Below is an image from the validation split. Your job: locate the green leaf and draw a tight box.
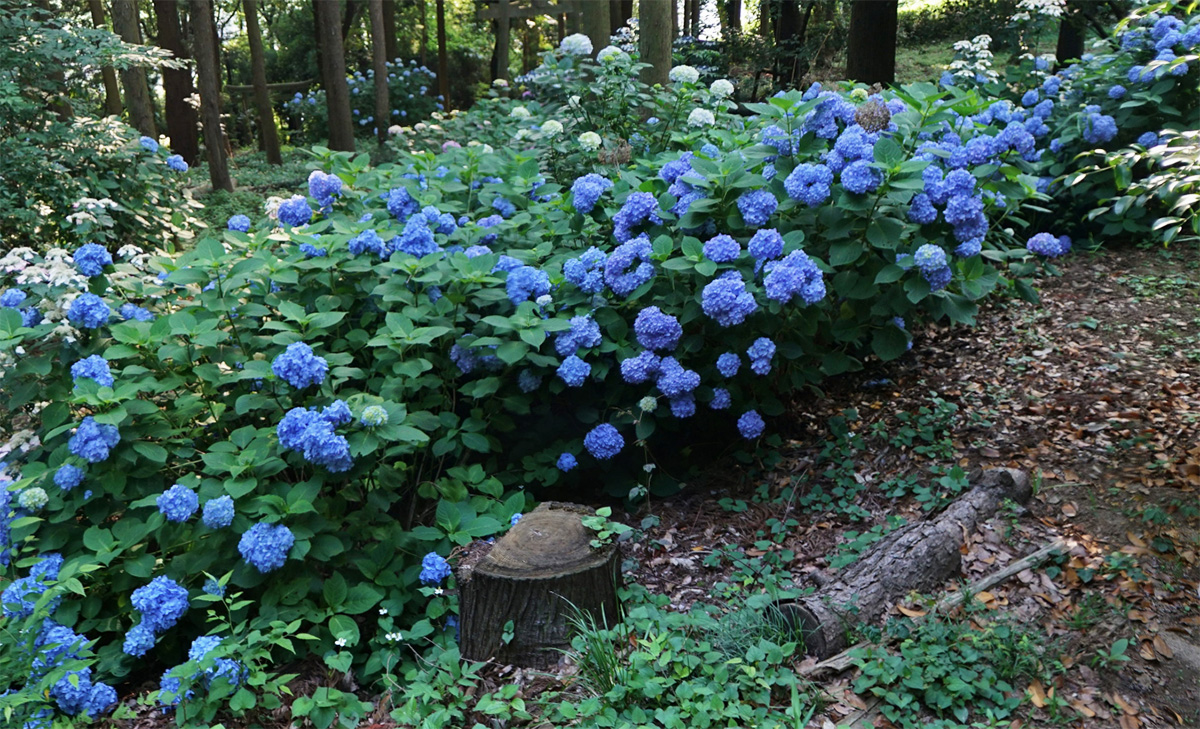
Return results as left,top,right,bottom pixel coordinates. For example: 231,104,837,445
328,615,360,645
874,137,904,167
322,573,348,608
341,584,383,615
871,327,909,362
829,240,864,267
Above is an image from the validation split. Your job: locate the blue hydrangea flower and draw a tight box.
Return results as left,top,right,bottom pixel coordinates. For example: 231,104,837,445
563,247,607,294
450,343,479,375
518,369,542,393
271,342,329,389
510,513,523,526
716,352,740,377
308,171,343,208
120,303,154,321
703,234,741,263
1108,85,1126,100
737,410,765,439
556,315,603,355
634,307,682,352
913,244,948,275
908,193,938,225
925,265,953,291
1082,109,1117,144
202,578,225,597
153,484,197,524
571,173,614,214
612,192,660,242
620,350,662,384
701,275,757,327
68,416,120,463
1026,232,1071,258
321,400,352,426
584,424,624,460
299,243,327,258
391,216,439,258
784,164,833,207
557,355,590,387
557,453,577,472
54,464,85,491
131,576,189,634
202,495,235,529
748,229,784,262
604,234,655,296
387,186,420,220
669,393,696,418
140,136,159,153
238,522,295,573
73,243,113,277
710,388,732,409
277,196,313,227
737,190,778,227
70,355,113,388
1137,131,1159,147
1020,89,1038,106
123,623,156,657
166,155,188,172
349,229,388,257
656,357,700,398
276,407,354,472
955,238,983,257
840,160,882,194
67,293,110,329
492,196,516,218
747,337,776,375
419,552,451,584
764,250,825,305
506,265,551,305
0,288,24,308
227,214,251,232
464,245,493,259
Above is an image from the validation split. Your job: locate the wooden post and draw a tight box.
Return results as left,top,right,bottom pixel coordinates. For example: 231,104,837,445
369,0,390,145
191,0,233,191
87,0,123,117
315,0,357,151
244,0,282,163
111,0,157,137
436,0,449,108
639,0,672,86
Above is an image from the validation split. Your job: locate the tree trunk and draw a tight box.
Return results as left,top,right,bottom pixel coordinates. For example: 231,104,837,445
111,0,157,136
725,0,742,33
316,0,357,151
775,0,802,85
382,0,398,61
639,0,672,86
88,0,123,117
459,503,620,670
153,0,200,164
609,0,632,34
689,0,700,36
582,0,609,57
493,0,511,81
435,0,449,107
683,0,691,34
368,0,389,145
783,469,1032,659
244,0,282,163
342,0,364,43
419,0,429,65
1055,0,1086,65
759,0,772,39
191,0,232,191
845,0,898,86
522,18,540,74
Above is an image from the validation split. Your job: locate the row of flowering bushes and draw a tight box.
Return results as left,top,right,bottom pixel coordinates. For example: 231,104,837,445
1,3,1197,726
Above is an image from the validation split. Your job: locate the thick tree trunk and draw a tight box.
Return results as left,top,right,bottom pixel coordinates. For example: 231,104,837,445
609,0,632,34
725,0,742,33
689,0,700,36
342,0,364,42
521,19,540,74
153,0,199,163
435,0,449,106
382,0,398,60
783,468,1032,659
111,0,157,136
459,503,620,669
244,0,282,163
1055,0,1086,65
368,0,389,145
581,0,609,57
775,0,803,86
493,0,511,81
315,0,357,151
639,0,672,86
88,0,123,117
845,0,899,86
191,0,232,191
418,0,429,65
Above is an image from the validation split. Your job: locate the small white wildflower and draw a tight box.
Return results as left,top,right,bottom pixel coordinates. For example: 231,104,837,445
643,463,656,473
334,637,347,647
481,144,494,154
709,79,734,97
378,607,388,615
687,108,715,127
669,65,700,84
578,131,602,151
387,125,403,135
433,588,444,596
567,95,582,109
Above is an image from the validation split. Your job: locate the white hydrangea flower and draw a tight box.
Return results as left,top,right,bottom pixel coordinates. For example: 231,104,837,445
510,106,531,119
687,108,715,127
669,65,700,84
1015,0,1065,18
709,79,734,97
493,78,509,88
560,33,593,56
18,487,48,510
596,45,628,63
387,125,403,135
638,396,657,413
515,129,532,141
481,144,494,154
541,119,564,136
567,95,582,109
578,131,602,151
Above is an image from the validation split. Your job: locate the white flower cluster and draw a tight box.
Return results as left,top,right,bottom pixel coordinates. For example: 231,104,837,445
540,119,563,137
0,429,40,462
578,131,602,151
510,106,531,119
709,79,734,97
1013,0,1065,19
65,197,119,227
560,33,593,56
383,631,403,642
1,247,88,289
687,108,715,127
669,65,700,84
949,34,999,83
596,45,628,63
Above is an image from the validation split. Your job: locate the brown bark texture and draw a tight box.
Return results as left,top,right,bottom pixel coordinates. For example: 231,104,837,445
111,0,157,136
639,0,673,86
845,0,899,86
382,0,398,60
582,0,610,58
153,0,200,163
244,0,282,163
191,0,233,191
435,0,449,107
459,503,620,670
316,0,357,151
1056,0,1086,64
784,468,1033,659
88,0,123,117
368,0,390,145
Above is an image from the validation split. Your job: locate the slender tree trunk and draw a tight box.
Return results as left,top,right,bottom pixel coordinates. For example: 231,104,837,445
845,0,898,86
725,0,741,33
689,0,700,36
315,0,356,151
419,0,429,65
609,0,631,34
671,0,678,35
88,0,123,117
493,0,511,81
759,0,772,39
581,0,609,56
244,0,282,163
191,0,232,191
369,0,389,145
382,0,398,61
639,0,672,86
153,0,200,163
1055,0,1086,64
342,0,364,42
111,0,157,136
683,0,691,34
435,0,449,108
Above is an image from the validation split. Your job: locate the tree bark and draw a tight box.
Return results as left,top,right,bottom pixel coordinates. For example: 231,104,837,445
581,0,609,57
493,0,511,81
87,0,123,117
845,0,899,86
759,0,772,39
459,503,620,670
782,468,1032,659
382,0,398,61
639,0,672,86
435,0,449,107
689,0,700,36
418,0,429,65
153,0,200,164
111,0,157,136
609,0,632,34
342,0,364,43
243,0,282,163
316,0,357,151
1055,0,1086,65
775,0,803,86
191,0,232,191
368,0,389,145
725,0,742,33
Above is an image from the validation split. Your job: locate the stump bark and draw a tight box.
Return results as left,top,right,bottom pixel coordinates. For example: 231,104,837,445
785,468,1032,659
459,502,620,669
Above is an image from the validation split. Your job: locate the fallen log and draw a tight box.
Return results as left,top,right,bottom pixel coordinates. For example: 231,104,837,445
784,467,1034,660
458,502,620,669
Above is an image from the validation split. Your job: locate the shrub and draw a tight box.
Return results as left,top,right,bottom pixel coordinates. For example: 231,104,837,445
283,60,441,143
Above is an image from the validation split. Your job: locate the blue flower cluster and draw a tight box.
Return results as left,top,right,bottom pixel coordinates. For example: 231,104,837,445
571,173,614,214
202,495,235,529
1081,105,1118,145
157,484,199,522
124,575,188,656
1026,232,1072,258
159,635,246,707
702,274,757,327
612,192,661,242
557,355,591,386
308,170,343,208
564,247,607,293
557,452,577,472
70,355,113,388
238,522,295,573
764,249,825,305
703,234,741,263
67,293,109,329
604,234,655,296
737,410,765,439
277,403,354,472
277,195,313,227
634,307,682,352
166,154,188,172
913,243,953,291
748,229,784,262
420,552,451,584
54,464,85,491
784,164,834,207
68,416,120,463
0,288,24,308
584,423,624,460
2,553,63,618
28,617,118,718
120,302,154,321
556,315,602,355
73,243,112,277
506,265,551,305
227,214,251,232
271,342,329,389
747,337,776,375
737,189,778,227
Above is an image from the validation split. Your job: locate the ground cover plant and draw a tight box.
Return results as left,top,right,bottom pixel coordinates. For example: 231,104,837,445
1,2,1199,728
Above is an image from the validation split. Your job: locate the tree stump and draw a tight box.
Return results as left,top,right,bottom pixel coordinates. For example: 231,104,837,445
459,502,620,669
784,468,1032,659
